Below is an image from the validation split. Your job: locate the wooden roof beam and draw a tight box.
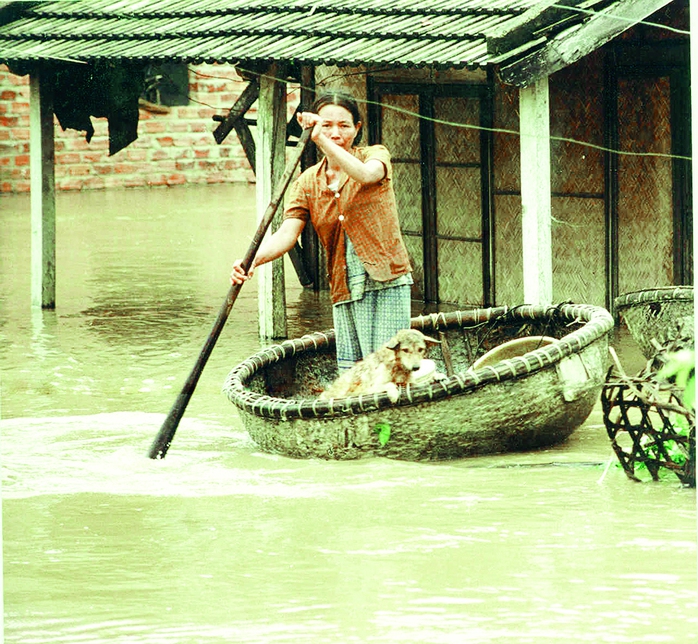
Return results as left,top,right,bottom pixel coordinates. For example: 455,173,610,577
487,0,609,59
495,0,673,87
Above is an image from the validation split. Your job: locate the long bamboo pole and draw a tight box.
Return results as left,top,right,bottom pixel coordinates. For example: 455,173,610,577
148,128,311,459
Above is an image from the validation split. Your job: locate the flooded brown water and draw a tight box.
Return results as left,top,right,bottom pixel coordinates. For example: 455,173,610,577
1,185,696,643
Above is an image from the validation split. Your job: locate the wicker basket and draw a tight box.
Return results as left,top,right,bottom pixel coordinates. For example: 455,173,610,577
224,303,614,461
615,286,694,359
601,361,696,487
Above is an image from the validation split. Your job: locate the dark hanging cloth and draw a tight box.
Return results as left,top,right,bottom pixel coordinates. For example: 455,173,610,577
51,60,146,156
9,60,146,156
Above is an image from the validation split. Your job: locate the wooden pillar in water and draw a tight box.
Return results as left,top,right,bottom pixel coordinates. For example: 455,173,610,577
256,64,288,339
519,76,552,305
30,71,56,309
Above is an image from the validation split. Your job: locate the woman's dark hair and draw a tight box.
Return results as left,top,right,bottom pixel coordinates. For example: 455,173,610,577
311,90,363,144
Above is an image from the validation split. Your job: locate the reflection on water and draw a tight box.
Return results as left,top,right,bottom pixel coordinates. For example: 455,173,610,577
1,186,696,643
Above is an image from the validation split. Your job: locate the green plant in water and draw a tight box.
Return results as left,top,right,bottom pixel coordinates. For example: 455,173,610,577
636,349,696,477
375,422,391,446
658,348,695,411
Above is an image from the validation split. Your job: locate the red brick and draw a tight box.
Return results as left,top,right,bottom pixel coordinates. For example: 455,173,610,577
81,176,105,190
147,175,168,186
56,152,81,164
14,154,29,166
68,164,92,176
59,179,85,190
1,90,16,100
82,152,105,163
157,136,175,147
143,121,167,134
124,176,146,188
166,173,186,186
65,137,91,151
219,93,239,105
125,149,147,162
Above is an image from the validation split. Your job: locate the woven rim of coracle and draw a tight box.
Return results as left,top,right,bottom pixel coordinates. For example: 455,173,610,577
614,286,693,311
222,303,614,420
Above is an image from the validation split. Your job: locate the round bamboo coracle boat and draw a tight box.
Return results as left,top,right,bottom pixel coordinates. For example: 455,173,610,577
223,303,614,461
615,286,694,359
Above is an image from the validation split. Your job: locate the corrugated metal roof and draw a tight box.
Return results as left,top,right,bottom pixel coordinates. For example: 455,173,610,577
0,0,637,70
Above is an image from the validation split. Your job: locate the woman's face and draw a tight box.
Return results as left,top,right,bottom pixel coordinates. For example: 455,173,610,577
317,104,361,151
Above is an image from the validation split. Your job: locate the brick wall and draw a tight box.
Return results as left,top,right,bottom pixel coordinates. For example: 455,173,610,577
0,63,279,193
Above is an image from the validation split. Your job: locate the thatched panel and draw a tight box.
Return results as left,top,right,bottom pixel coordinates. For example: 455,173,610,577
549,52,604,195
380,93,420,159
435,166,481,239
404,234,424,301
393,162,422,234
437,238,482,305
617,76,673,294
551,196,606,307
494,194,523,305
492,83,520,193
434,96,480,164
315,66,368,104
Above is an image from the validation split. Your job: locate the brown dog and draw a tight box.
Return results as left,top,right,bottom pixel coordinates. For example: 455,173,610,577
320,329,440,402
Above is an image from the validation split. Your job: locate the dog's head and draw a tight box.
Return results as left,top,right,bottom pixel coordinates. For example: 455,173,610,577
385,329,439,372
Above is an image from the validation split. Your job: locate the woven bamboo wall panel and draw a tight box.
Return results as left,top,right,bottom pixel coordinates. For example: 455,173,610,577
494,194,523,304
404,234,424,300
393,162,422,234
617,76,673,294
435,166,481,238
437,239,483,305
434,96,480,164
551,197,606,307
549,53,604,194
380,93,420,159
493,84,520,193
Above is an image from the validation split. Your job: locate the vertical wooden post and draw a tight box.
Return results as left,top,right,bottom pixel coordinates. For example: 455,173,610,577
256,64,288,339
690,0,698,587
299,64,322,290
519,76,553,305
30,71,56,309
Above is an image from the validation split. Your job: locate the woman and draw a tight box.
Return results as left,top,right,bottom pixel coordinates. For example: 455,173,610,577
231,90,412,371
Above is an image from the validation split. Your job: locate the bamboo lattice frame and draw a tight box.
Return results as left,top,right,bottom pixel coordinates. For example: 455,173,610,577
602,366,696,487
